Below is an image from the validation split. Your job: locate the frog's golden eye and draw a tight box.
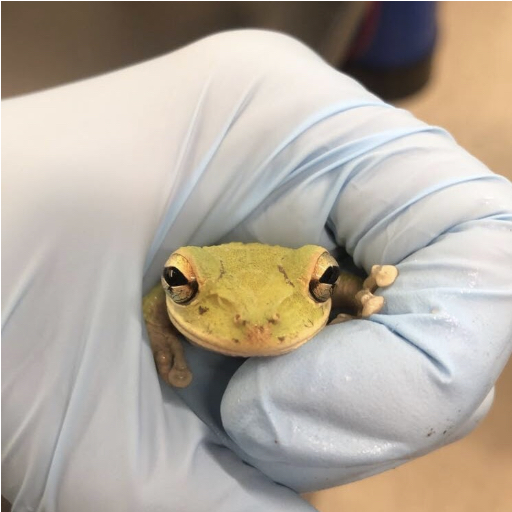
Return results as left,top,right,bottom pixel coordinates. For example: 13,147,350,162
309,252,340,303
162,255,198,304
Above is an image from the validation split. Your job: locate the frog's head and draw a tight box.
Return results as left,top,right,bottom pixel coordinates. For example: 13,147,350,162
161,243,339,356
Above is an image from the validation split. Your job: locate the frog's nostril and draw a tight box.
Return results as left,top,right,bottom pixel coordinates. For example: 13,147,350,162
233,314,247,326
268,313,280,325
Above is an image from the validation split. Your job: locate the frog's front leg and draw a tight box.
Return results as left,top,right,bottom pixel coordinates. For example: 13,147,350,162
142,285,193,388
330,265,398,324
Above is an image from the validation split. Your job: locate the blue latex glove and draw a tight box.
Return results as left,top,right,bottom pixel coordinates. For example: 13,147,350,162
3,30,512,511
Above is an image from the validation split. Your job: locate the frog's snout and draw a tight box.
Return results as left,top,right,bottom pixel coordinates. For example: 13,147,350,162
231,313,284,348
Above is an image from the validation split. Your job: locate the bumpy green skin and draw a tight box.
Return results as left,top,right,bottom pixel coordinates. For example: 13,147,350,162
164,243,332,356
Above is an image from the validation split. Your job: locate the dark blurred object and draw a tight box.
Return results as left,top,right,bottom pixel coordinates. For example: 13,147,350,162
343,2,438,100
1,2,366,99
2,2,437,101
1,496,11,512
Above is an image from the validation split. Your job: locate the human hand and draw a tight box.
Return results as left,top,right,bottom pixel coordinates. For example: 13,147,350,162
3,30,511,510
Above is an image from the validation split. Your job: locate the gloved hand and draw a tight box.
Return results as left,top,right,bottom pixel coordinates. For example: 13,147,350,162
3,30,512,511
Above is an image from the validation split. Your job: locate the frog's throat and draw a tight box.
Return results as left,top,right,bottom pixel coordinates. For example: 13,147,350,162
169,315,328,357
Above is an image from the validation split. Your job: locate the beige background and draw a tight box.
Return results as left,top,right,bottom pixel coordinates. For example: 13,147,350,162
307,2,512,511
2,2,511,512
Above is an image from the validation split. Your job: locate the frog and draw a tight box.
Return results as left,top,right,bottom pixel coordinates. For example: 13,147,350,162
142,243,398,388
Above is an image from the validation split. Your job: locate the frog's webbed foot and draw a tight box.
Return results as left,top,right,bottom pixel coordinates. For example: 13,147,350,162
330,265,398,325
147,323,193,388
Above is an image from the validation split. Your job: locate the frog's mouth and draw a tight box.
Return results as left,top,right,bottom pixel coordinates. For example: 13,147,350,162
169,314,328,357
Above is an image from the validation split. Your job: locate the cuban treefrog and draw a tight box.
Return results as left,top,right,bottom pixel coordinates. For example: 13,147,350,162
143,243,397,388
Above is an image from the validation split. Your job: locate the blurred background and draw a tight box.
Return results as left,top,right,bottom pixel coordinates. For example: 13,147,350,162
2,2,511,511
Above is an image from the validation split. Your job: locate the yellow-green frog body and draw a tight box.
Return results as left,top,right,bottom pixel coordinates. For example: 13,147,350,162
143,242,397,387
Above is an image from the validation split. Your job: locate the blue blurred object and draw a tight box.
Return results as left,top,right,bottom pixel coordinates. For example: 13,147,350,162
344,2,438,99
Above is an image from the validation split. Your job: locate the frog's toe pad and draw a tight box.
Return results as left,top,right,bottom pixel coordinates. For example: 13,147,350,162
154,349,192,388
169,366,193,388
356,290,385,317
364,265,399,291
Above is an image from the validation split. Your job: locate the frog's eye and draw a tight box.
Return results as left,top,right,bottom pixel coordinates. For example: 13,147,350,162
309,252,340,303
162,255,198,304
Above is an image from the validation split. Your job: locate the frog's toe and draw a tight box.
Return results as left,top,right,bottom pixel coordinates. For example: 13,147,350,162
168,366,193,388
362,295,385,317
155,349,172,381
355,290,385,317
364,265,399,291
374,265,398,287
330,313,356,325
154,349,192,387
